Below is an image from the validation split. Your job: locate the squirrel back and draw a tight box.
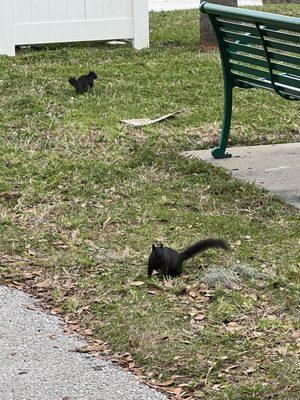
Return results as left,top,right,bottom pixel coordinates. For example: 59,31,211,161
68,77,84,94
68,71,98,94
148,238,231,278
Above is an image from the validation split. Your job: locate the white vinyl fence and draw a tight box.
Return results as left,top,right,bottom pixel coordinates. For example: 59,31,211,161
0,0,149,56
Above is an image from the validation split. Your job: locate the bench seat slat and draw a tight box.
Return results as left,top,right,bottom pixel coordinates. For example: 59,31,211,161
278,75,300,90
270,63,300,77
225,41,265,57
234,74,300,99
219,21,300,45
230,62,270,79
262,27,300,45
234,74,275,90
266,51,300,66
227,52,300,77
230,62,300,89
220,29,262,45
221,29,300,55
227,51,268,68
225,41,300,66
219,21,300,46
265,39,300,55
218,20,258,35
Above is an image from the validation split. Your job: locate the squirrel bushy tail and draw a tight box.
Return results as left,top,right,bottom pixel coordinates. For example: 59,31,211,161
179,239,231,262
68,77,84,94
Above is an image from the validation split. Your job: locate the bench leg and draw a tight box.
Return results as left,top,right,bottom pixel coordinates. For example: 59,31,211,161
211,79,233,159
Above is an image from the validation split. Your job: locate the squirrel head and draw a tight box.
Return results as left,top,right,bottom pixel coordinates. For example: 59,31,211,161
151,243,164,261
152,243,163,252
89,71,98,79
149,244,165,277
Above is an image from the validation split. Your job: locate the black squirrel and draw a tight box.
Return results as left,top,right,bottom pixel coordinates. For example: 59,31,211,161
148,239,231,278
68,71,98,94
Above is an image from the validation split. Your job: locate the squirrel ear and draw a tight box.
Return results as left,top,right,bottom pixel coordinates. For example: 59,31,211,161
152,244,156,251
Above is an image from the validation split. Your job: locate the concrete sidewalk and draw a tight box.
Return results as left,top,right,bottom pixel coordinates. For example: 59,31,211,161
0,285,167,400
184,142,300,209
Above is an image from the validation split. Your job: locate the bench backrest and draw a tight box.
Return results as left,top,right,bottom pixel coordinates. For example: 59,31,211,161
200,2,300,100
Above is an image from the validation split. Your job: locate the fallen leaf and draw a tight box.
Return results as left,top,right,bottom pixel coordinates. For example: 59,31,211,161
120,111,181,127
155,379,175,387
292,331,300,340
193,390,205,397
69,324,80,332
23,304,35,311
175,388,184,394
11,281,23,287
23,272,37,280
50,307,63,315
194,314,205,321
277,346,288,356
64,280,75,290
72,344,105,353
162,386,176,394
174,387,183,399
130,281,145,286
244,367,256,374
199,296,210,302
35,279,52,288
223,364,238,372
248,293,258,301
225,321,242,332
188,309,199,317
147,290,158,295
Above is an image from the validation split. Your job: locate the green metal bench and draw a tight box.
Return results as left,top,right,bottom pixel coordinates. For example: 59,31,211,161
200,2,300,159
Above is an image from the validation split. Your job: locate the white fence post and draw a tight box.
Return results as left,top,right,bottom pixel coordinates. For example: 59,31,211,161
0,1,15,56
132,0,149,50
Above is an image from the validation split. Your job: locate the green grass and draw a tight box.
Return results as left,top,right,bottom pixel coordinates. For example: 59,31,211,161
1,4,300,400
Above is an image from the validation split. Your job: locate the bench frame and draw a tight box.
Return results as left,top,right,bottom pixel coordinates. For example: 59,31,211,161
200,2,300,159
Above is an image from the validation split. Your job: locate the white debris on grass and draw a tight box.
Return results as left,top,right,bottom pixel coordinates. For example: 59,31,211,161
201,264,263,288
121,111,181,127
